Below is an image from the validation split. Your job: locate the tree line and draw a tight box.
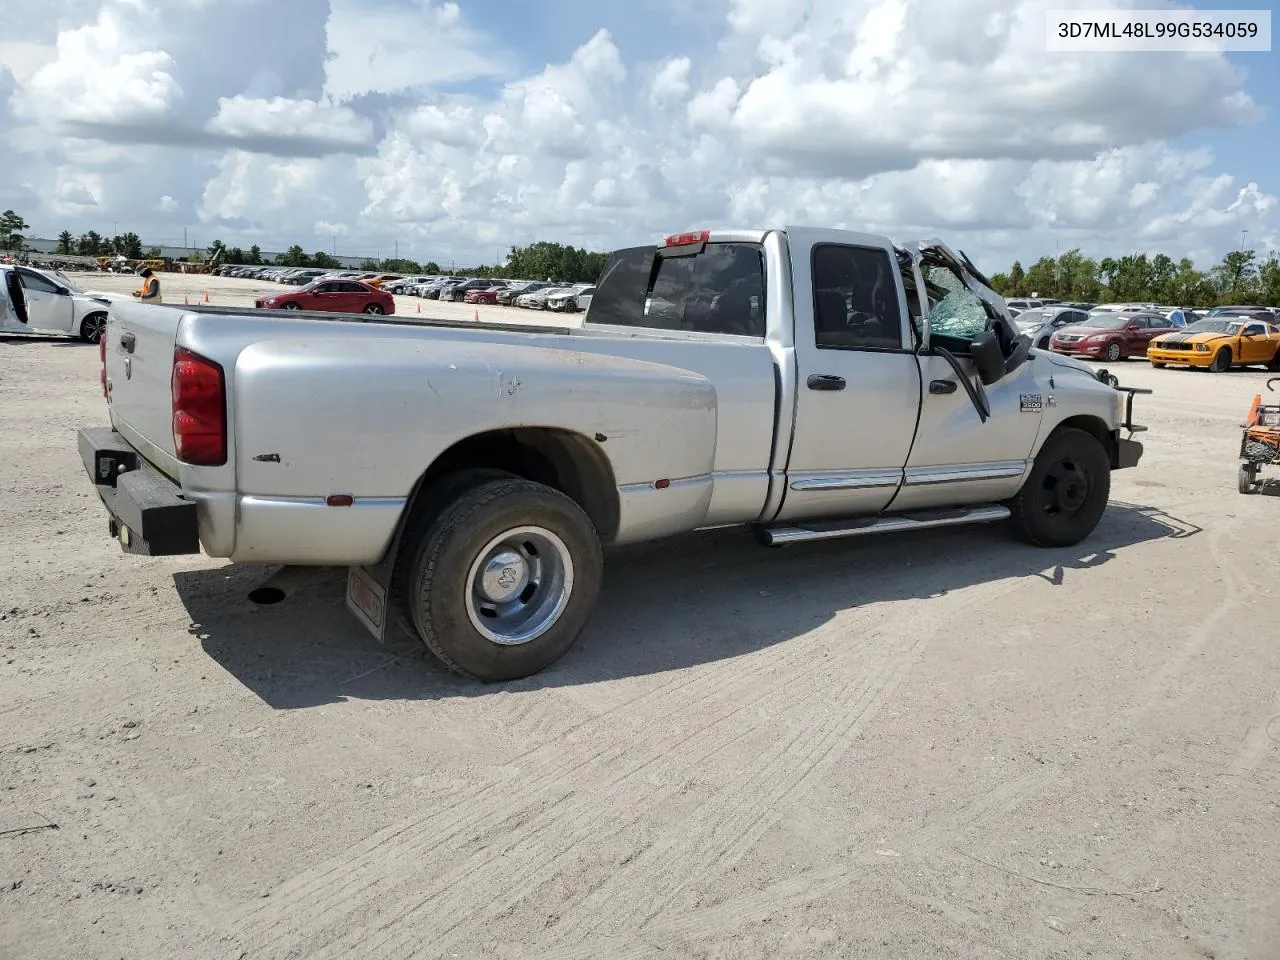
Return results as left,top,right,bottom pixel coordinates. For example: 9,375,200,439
988,247,1280,308
6,207,1276,304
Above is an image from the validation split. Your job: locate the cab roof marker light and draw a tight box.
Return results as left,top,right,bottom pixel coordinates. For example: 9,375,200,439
664,230,711,247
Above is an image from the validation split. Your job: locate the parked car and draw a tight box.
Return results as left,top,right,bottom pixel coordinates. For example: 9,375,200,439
1161,307,1199,328
546,285,595,312
1014,305,1091,350
0,264,113,342
443,279,498,302
80,227,1145,682
1048,311,1176,362
255,279,395,315
424,279,465,300
464,285,509,305
517,285,578,309
498,281,549,305
385,276,433,294
1147,316,1280,372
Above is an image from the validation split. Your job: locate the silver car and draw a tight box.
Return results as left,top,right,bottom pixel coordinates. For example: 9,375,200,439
1015,305,1092,350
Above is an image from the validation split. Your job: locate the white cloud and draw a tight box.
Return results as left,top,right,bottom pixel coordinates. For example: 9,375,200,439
322,0,506,99
206,95,374,148
0,0,1275,272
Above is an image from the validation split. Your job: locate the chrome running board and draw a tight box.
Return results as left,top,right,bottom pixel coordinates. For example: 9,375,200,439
756,504,1011,547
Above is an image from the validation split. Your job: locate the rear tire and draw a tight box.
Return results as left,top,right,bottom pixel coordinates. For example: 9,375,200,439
1008,428,1111,548
405,478,603,681
364,303,385,315
79,312,106,344
1210,347,1232,372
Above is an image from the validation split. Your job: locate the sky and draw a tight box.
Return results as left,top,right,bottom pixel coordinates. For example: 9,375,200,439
0,0,1276,271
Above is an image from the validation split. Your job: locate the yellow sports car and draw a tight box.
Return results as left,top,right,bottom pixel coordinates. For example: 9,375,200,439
1148,315,1280,372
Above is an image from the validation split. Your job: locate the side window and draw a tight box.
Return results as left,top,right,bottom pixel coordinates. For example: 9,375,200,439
313,282,336,293
588,242,765,337
812,244,903,350
1245,323,1266,336
17,270,59,294
922,264,991,346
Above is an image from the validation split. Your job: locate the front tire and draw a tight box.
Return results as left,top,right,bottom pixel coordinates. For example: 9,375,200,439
283,302,300,310
1210,347,1232,372
79,312,106,344
1008,428,1111,548
1151,361,1166,368
1239,463,1260,494
1105,341,1122,362
405,478,603,682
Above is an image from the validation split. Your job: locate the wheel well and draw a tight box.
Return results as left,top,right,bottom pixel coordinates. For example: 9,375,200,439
413,427,620,543
1049,415,1117,464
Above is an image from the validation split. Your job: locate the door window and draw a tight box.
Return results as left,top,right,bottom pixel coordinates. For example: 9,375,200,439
811,244,903,350
921,264,991,350
17,270,60,294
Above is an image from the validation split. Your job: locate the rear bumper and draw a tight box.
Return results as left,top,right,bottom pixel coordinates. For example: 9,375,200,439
77,426,200,555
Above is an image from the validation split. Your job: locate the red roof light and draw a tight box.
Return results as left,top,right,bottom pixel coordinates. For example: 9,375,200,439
664,230,710,247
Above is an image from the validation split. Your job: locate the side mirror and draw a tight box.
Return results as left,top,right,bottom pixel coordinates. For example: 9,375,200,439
970,330,1005,385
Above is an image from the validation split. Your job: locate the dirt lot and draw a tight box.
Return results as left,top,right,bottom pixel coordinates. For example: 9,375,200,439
57,270,586,328
2,303,1279,959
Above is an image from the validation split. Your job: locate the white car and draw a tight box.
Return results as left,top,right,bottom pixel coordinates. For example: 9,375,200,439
545,285,595,312
0,264,113,342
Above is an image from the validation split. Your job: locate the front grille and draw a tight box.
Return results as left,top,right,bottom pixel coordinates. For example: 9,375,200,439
1056,335,1082,343
1156,342,1194,351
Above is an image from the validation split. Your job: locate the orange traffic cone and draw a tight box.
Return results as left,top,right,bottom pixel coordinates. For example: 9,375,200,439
473,308,479,322
204,291,209,302
184,294,189,304
1244,393,1262,427
416,301,421,313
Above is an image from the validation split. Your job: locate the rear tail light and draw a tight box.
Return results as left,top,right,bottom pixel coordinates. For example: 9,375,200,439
99,332,107,398
665,229,710,247
171,347,226,466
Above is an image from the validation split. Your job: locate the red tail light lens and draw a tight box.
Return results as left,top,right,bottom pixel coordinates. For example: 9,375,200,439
171,347,226,466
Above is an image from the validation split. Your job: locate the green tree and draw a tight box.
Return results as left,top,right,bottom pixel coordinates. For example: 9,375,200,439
55,230,75,255
76,231,105,256
1006,261,1026,297
0,209,30,251
247,244,263,265
311,251,340,269
1211,249,1260,302
423,261,441,274
1054,249,1101,301
275,245,311,267
1259,255,1280,308
207,239,226,259
1022,256,1058,299
225,246,245,264
111,232,143,259
145,246,164,259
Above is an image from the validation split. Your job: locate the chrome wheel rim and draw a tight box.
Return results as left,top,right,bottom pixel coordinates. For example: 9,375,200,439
465,526,574,646
84,315,105,342
365,304,383,314
284,302,300,310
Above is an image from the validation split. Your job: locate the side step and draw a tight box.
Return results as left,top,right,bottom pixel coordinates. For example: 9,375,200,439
755,504,1011,547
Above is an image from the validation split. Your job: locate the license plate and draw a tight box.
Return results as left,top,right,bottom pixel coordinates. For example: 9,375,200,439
346,566,387,643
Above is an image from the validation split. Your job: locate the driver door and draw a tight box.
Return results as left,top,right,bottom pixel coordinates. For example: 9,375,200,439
16,268,75,333
1240,322,1273,364
893,261,1044,511
2,269,29,330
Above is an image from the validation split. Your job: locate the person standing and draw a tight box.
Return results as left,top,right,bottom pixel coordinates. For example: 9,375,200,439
132,266,162,303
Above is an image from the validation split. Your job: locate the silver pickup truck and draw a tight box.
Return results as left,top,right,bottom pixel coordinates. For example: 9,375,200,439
78,227,1147,681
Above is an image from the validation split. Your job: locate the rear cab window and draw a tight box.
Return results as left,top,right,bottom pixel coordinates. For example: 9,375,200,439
587,240,766,337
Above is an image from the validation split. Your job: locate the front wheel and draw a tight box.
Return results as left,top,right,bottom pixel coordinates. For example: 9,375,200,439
79,312,106,344
1151,361,1166,368
1210,347,1232,373
1008,428,1111,548
405,478,603,681
363,303,385,315
1239,463,1260,494
283,302,300,311
1105,341,1122,362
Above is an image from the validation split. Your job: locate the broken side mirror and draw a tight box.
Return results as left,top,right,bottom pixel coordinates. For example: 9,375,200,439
970,330,1005,385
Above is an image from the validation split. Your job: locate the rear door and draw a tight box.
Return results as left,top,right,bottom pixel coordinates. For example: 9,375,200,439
342,281,370,310
779,228,923,520
16,268,76,333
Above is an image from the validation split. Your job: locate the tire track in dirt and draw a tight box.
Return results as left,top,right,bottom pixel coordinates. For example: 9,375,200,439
540,575,1033,950
532,764,1065,960
354,633,906,959
229,613,877,957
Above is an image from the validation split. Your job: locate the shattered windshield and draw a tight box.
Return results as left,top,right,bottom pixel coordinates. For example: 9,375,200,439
924,265,991,342
1184,319,1244,335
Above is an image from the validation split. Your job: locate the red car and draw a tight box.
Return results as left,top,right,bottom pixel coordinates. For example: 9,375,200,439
255,279,395,315
1048,310,1174,362
463,286,507,305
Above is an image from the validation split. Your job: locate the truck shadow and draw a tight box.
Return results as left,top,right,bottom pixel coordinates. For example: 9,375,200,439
174,501,1200,710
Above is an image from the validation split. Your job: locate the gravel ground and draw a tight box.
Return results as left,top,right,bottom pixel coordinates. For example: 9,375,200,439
2,295,1279,960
